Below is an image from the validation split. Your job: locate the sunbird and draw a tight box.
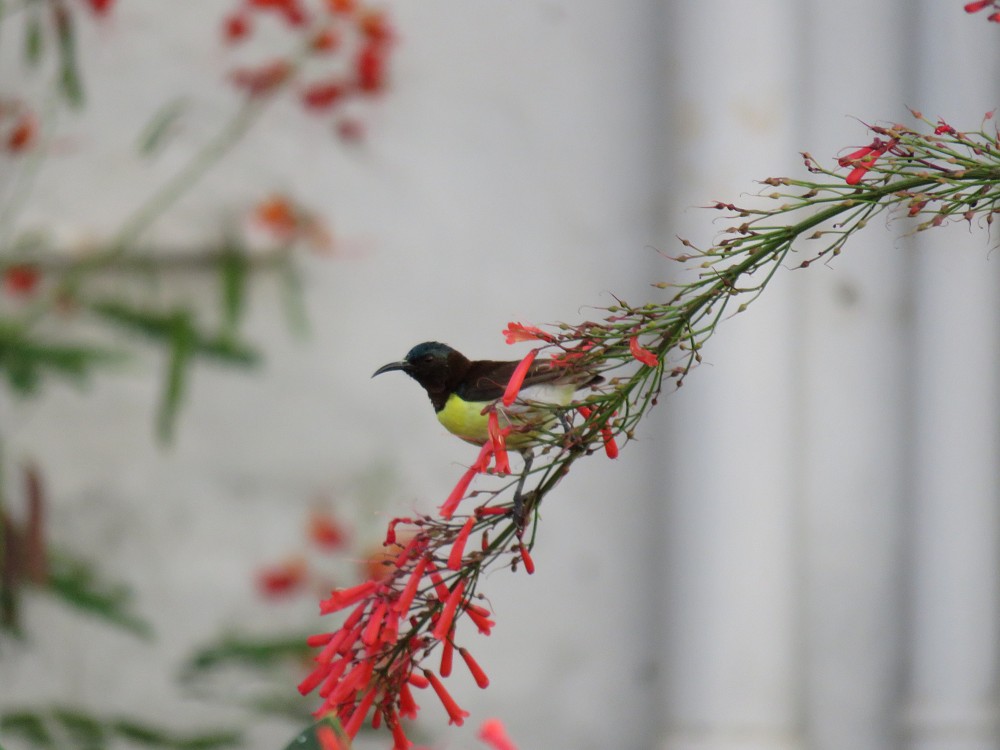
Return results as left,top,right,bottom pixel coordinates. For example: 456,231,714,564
372,341,602,448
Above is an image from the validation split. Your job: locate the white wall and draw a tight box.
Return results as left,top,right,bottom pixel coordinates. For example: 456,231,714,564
1,2,999,750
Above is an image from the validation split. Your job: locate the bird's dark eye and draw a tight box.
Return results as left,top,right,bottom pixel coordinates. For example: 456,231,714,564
421,355,434,364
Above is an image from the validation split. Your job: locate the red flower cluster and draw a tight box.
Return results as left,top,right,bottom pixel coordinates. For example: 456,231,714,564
223,0,395,139
298,524,497,748
964,0,1000,21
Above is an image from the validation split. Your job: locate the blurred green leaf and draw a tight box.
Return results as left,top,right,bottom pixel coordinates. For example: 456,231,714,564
113,720,241,750
156,311,194,442
109,720,167,747
1,711,54,748
281,718,350,750
219,242,249,338
185,632,314,674
24,6,44,67
46,551,152,638
52,2,83,107
0,321,122,396
54,708,106,750
88,301,260,365
1,709,241,750
86,299,259,441
136,99,188,156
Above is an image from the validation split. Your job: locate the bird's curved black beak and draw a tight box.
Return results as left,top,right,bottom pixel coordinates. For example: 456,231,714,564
372,360,410,378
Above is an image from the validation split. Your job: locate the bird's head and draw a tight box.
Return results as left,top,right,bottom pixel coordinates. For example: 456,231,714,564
372,341,469,395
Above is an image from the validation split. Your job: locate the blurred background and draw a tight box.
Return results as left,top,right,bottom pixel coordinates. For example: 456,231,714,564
1,1,999,749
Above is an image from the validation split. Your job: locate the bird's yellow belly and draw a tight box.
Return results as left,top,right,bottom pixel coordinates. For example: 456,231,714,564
435,385,577,447
436,394,492,444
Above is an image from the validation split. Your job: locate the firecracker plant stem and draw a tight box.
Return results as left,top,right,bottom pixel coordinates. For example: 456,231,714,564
298,111,1000,748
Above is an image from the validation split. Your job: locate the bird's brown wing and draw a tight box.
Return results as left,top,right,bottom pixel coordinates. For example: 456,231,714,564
457,359,601,402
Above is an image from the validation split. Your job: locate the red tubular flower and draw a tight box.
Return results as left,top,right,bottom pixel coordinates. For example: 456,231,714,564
478,718,518,750
359,9,393,42
576,405,619,459
315,723,344,750
392,531,424,568
326,0,356,12
385,516,412,546
839,138,895,185
380,606,400,646
464,605,495,635
989,11,1000,20
440,637,454,677
230,59,293,97
319,580,378,613
441,441,495,517
85,0,115,15
459,647,490,689
313,602,366,661
297,660,335,696
502,349,537,406
343,688,376,738
254,194,299,238
317,657,351,699
628,336,659,367
329,659,374,707
837,146,875,167
502,322,553,344
361,601,387,647
311,27,341,52
306,632,336,648
395,555,430,616
447,517,475,571
470,439,495,472
310,510,348,550
389,711,411,750
3,265,40,295
431,579,465,641
427,565,451,601
7,113,36,153
424,670,470,726
302,81,346,111
602,430,620,459
223,13,251,43
965,0,993,11
408,672,430,689
398,681,420,719
487,412,511,475
518,543,535,575
441,464,477,518
256,558,307,597
356,42,387,93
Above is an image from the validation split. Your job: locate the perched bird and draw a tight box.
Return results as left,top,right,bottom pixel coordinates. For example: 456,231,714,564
372,341,602,448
